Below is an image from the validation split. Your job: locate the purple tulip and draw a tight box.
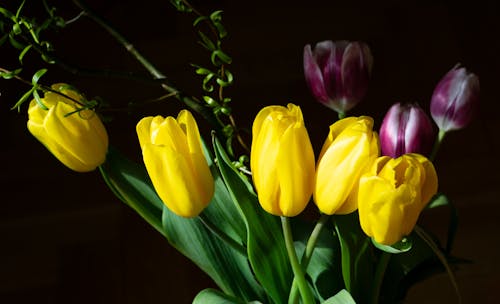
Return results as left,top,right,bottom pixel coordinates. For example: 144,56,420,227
430,65,480,132
380,103,435,158
303,40,373,115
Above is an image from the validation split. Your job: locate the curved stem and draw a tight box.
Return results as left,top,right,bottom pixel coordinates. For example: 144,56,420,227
289,214,331,304
71,0,221,132
198,213,246,256
281,216,315,304
415,225,461,303
371,251,391,304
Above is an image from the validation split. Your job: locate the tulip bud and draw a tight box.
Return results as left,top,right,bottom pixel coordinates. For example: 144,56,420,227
250,104,315,217
136,110,214,218
314,116,380,215
379,103,435,158
303,40,373,115
358,153,438,245
430,65,480,132
27,83,108,172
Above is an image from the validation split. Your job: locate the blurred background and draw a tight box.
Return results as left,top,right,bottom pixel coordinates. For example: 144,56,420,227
1,0,499,303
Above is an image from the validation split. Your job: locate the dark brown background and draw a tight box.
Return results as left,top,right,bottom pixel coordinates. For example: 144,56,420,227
1,0,499,303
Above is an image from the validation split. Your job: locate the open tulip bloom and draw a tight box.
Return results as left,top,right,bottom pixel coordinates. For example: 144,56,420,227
6,2,475,303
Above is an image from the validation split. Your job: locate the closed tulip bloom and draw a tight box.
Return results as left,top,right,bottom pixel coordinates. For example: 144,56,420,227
314,116,379,215
430,65,480,132
250,104,315,217
379,103,434,158
358,153,438,245
304,40,373,115
27,84,108,172
136,110,214,218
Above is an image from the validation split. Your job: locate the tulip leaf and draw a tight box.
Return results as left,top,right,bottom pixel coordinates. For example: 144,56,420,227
213,136,293,304
99,147,165,235
193,288,245,304
323,289,357,304
333,213,375,304
99,147,264,302
372,237,412,254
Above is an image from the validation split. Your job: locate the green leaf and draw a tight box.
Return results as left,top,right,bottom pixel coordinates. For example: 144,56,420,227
216,69,233,87
169,0,192,12
193,288,245,304
10,86,33,111
0,33,8,46
198,30,216,51
426,193,450,209
211,49,232,65
323,289,357,304
333,213,375,304
12,22,22,35
193,16,208,27
213,136,293,304
202,73,215,92
15,0,26,19
372,237,412,254
32,89,48,110
99,147,263,302
18,44,32,64
0,7,14,18
203,95,218,107
210,10,227,38
99,147,164,234
1,67,22,80
8,33,25,49
31,68,47,85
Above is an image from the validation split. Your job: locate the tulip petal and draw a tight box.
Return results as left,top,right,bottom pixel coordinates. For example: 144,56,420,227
143,144,207,217
304,44,330,104
136,116,155,148
315,116,378,215
40,102,105,171
277,122,315,216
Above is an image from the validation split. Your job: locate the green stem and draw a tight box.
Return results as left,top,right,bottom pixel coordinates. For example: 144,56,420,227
429,130,446,161
338,111,346,119
198,213,247,257
71,0,221,132
281,216,315,304
414,225,461,303
289,214,330,304
371,251,391,304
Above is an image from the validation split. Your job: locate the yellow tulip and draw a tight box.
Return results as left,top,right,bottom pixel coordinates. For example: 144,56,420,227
250,104,315,217
358,153,438,245
136,110,214,218
27,84,108,172
314,116,380,215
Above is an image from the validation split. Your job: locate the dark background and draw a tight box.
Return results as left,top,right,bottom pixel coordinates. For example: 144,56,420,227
1,0,499,303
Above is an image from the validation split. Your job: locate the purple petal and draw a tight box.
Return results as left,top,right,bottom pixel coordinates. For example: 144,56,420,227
304,44,329,104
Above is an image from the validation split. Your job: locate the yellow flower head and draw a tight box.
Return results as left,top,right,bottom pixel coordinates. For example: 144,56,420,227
314,116,380,215
250,103,315,217
136,110,214,218
358,153,438,245
27,83,108,172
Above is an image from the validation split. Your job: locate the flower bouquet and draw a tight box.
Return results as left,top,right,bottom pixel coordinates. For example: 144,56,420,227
0,1,479,303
